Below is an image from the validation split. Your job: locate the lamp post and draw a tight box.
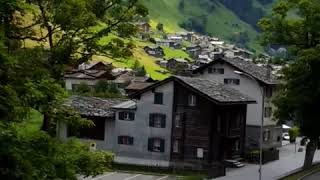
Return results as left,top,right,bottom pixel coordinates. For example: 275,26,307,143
234,70,264,180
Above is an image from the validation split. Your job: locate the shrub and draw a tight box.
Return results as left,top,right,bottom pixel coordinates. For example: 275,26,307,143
289,127,300,143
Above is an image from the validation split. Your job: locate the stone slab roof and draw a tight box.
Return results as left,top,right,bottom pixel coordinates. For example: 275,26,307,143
175,76,256,103
64,70,107,80
125,82,154,91
193,57,279,85
131,76,256,104
111,100,136,110
65,96,128,117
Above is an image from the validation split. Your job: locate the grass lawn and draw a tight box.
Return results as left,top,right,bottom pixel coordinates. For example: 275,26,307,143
280,164,320,180
162,46,191,60
15,109,43,136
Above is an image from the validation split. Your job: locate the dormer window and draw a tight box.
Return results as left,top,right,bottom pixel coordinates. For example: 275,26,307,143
224,78,240,85
208,67,224,74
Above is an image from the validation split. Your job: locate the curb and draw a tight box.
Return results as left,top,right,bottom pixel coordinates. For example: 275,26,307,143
276,161,320,180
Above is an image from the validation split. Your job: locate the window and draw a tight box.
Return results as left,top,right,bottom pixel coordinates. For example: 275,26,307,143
224,78,240,85
197,148,204,158
118,136,134,145
149,113,166,128
154,92,163,104
175,113,182,127
68,118,105,140
208,67,224,74
263,129,271,142
173,140,179,153
148,138,165,152
188,94,197,106
119,112,135,121
264,107,272,118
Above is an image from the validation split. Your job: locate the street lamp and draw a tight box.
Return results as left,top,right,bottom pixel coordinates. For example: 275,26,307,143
234,70,264,180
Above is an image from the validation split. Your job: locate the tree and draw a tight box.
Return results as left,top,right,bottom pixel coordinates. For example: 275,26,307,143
258,0,320,169
0,0,148,178
156,22,164,32
0,0,147,131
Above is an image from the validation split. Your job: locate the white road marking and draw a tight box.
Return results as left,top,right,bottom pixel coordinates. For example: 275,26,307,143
91,172,116,180
122,174,141,180
155,175,169,180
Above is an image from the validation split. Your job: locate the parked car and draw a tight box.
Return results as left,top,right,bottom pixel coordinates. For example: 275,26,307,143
283,133,290,141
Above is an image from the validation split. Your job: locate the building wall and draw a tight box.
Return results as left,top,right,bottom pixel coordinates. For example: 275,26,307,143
113,82,174,164
246,125,282,149
57,119,115,151
65,78,100,90
195,63,281,149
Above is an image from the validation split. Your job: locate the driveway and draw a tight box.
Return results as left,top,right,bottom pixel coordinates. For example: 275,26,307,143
215,140,320,180
81,172,176,180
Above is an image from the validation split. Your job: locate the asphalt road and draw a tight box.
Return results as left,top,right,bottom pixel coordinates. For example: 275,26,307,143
302,171,320,180
82,172,176,180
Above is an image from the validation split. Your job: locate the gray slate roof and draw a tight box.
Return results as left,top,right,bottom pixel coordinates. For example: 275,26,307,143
175,76,255,103
111,100,136,109
226,58,278,84
65,96,128,117
194,57,279,85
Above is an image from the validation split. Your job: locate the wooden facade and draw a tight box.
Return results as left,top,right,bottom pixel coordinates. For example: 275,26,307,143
170,82,247,168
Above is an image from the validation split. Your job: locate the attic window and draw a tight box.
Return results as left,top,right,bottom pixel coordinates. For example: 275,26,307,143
224,78,240,85
154,92,163,104
208,67,224,74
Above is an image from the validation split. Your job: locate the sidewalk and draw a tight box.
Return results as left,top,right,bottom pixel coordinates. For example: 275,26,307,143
215,141,320,180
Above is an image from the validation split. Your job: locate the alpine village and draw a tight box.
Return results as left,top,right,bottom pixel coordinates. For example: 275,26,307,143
1,0,320,180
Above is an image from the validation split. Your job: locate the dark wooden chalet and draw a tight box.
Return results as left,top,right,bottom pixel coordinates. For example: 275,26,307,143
130,76,255,174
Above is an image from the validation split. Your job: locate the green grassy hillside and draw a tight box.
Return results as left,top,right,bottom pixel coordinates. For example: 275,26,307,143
142,0,275,53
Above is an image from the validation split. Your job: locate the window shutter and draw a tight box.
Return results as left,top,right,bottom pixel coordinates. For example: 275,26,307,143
160,139,165,152
161,114,166,128
119,112,125,120
148,138,153,151
118,136,122,144
129,112,135,121
149,114,154,127
129,137,134,145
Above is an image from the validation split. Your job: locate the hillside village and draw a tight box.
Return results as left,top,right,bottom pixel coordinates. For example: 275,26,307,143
60,20,288,179
3,0,320,180
91,21,283,83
